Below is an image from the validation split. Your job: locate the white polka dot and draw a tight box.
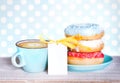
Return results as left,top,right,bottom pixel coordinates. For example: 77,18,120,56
28,4,34,11
15,17,21,23
7,0,13,5
28,17,34,23
112,40,118,46
90,0,96,3
1,29,7,35
104,22,110,29
21,11,27,17
111,16,117,21
48,0,55,4
14,5,20,11
42,4,48,10
104,10,110,16
21,0,27,5
103,46,111,52
35,23,41,29
42,29,48,34
84,4,89,10
76,11,82,16
106,46,111,51
7,11,13,17
56,16,62,22
34,0,41,4
104,0,110,3
1,41,7,47
35,11,41,16
14,29,21,35
69,4,76,10
111,3,117,9
28,29,35,35
118,0,120,3
8,48,14,53
90,10,96,16
21,23,27,29
97,3,103,9
1,17,6,23
56,4,62,10
7,23,13,29
76,0,82,4
62,0,68,4
0,5,6,11
111,28,118,34
62,11,68,16
48,10,55,16
104,34,110,40
42,17,48,22
7,35,13,41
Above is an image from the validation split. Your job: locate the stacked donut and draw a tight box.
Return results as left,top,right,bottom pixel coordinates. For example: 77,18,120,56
64,23,104,65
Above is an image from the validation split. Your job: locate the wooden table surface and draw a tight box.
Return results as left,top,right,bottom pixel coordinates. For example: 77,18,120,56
0,56,120,83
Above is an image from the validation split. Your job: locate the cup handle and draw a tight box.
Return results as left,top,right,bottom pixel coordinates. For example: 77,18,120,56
11,52,26,67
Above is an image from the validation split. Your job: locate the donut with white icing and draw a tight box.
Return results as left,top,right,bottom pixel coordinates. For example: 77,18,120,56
64,23,104,40
70,39,104,52
68,51,104,65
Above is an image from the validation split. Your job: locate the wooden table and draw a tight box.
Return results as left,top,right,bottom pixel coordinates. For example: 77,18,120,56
0,56,120,83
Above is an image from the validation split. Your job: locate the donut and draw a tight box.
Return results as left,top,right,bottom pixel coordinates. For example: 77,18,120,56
70,39,104,52
68,51,104,65
64,23,104,40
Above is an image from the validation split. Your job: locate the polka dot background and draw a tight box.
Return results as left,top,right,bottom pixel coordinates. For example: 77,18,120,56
0,0,120,57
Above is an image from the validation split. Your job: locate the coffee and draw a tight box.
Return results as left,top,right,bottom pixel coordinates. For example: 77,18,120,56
16,39,47,49
12,39,48,72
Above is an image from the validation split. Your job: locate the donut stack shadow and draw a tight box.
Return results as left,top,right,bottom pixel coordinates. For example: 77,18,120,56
64,24,104,65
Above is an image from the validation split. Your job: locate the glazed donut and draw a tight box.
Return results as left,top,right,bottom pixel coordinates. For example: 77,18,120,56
64,23,104,40
70,39,104,52
68,51,104,65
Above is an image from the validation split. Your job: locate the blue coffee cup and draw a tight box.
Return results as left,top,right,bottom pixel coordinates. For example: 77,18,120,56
11,39,48,73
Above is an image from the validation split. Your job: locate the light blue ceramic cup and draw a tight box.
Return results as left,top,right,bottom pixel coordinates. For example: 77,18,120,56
11,39,48,73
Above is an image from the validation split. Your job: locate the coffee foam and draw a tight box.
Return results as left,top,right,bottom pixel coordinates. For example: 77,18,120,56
16,39,47,49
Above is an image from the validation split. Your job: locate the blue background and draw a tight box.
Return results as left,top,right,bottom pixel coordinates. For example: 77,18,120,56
0,0,120,57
